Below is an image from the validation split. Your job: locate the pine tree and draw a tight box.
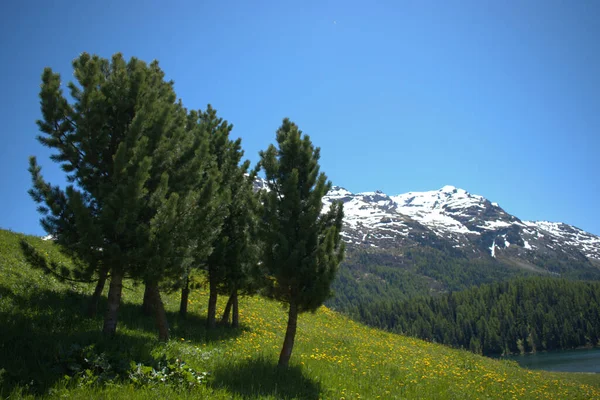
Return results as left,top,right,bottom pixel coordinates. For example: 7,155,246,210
26,162,108,316
216,169,261,328
195,105,259,329
128,102,222,339
29,52,218,340
169,105,233,324
258,118,345,367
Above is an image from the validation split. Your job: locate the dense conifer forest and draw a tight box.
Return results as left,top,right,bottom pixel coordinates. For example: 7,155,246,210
347,277,600,356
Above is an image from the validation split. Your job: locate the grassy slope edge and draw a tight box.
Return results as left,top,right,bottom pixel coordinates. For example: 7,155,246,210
0,229,598,399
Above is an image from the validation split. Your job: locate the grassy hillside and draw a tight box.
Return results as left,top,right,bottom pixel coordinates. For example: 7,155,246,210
1,229,599,399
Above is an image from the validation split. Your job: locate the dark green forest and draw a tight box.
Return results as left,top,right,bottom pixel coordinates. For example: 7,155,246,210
327,246,530,317
327,243,600,357
344,277,600,356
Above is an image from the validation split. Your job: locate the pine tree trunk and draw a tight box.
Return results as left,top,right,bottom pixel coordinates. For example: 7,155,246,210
179,276,190,318
102,269,123,336
220,293,234,326
232,289,239,328
142,283,154,316
179,274,190,318
87,267,108,317
278,301,298,367
207,275,218,329
147,283,169,341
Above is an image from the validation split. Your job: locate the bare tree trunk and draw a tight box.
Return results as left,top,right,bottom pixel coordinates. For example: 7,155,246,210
102,269,123,336
278,301,298,367
207,274,218,329
220,293,234,325
87,267,108,317
232,289,239,328
142,283,154,316
147,283,169,341
179,276,190,317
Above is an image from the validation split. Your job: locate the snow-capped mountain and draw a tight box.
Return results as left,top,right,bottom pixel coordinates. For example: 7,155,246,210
390,185,519,237
255,178,600,278
335,184,599,269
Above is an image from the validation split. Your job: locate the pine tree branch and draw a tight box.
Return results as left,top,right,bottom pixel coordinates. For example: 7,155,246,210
52,121,85,169
63,114,79,130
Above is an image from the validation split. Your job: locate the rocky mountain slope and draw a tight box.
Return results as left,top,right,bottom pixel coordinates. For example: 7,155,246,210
328,184,598,262
256,178,600,282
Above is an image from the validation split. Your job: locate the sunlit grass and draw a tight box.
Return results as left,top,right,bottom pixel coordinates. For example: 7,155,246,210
1,228,599,399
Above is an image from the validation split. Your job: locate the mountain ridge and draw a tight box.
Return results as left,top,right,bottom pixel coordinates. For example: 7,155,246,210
324,183,600,264
255,178,600,282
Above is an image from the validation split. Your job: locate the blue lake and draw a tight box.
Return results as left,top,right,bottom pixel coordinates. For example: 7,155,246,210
501,348,600,373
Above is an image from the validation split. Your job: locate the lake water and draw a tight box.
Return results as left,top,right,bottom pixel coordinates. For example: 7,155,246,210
501,348,600,373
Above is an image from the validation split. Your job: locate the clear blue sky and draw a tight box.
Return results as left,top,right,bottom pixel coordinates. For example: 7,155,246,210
1,0,598,236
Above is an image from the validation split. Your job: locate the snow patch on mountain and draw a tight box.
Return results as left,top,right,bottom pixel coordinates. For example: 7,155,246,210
419,211,475,235
523,220,600,260
481,220,512,230
490,238,496,258
390,186,486,237
324,193,405,231
391,186,484,212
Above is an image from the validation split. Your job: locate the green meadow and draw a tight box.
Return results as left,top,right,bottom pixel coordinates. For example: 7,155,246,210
1,229,598,399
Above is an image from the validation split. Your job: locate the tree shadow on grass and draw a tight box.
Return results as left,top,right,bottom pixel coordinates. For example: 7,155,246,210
169,311,248,343
17,239,245,344
0,288,155,397
0,281,244,397
114,294,247,345
1,243,246,396
210,357,322,400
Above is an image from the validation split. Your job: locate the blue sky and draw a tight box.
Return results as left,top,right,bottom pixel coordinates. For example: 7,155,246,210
1,0,598,236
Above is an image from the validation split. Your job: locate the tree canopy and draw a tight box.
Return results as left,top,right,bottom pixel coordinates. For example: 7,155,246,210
258,118,345,367
29,52,221,340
